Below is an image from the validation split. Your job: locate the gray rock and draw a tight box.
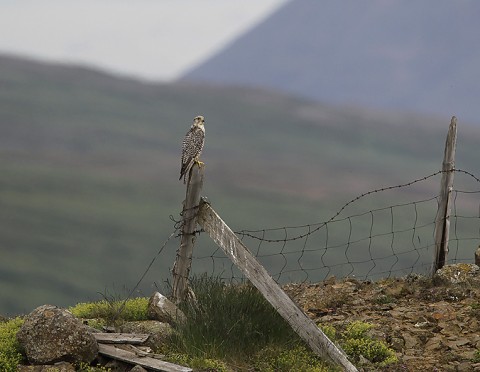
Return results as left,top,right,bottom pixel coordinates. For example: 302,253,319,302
17,305,98,364
389,336,405,352
475,246,480,266
130,366,149,372
434,263,480,285
119,320,172,348
147,292,186,324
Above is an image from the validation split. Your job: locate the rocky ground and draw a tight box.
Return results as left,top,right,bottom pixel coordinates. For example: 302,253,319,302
284,264,480,371
10,264,480,371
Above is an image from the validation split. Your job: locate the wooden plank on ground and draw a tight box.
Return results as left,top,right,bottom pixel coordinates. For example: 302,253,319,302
98,343,192,372
197,198,358,372
93,333,149,344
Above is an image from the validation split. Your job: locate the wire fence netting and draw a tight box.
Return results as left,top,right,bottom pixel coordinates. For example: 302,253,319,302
191,169,480,284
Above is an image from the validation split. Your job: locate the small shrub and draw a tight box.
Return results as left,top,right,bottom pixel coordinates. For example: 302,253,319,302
318,324,336,341
317,320,397,367
342,337,397,365
340,321,397,367
0,317,25,372
343,320,373,339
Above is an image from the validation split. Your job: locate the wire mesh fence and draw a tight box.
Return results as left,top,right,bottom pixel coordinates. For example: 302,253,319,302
191,169,480,284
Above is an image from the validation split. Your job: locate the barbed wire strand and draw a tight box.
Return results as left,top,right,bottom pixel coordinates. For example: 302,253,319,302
193,168,480,284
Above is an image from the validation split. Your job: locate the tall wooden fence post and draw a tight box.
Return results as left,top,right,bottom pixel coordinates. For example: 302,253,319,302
433,116,457,274
172,164,204,304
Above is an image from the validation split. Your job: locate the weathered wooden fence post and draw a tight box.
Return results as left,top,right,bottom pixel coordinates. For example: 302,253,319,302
433,116,457,274
197,198,358,371
172,164,204,304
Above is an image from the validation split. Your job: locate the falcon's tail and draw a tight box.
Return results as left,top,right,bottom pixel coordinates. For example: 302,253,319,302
179,158,193,184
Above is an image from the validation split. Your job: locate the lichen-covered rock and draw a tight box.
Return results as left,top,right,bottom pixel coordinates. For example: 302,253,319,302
16,305,98,364
147,292,186,324
475,246,480,266
434,263,480,284
119,320,172,347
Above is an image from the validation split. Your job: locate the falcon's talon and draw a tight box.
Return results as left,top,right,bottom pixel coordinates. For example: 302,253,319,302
195,160,205,167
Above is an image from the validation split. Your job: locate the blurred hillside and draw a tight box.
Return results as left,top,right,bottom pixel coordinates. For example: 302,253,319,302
182,0,480,124
0,54,479,315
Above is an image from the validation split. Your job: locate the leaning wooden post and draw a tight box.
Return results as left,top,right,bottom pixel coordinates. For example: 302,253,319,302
197,198,358,371
433,116,457,274
172,164,204,304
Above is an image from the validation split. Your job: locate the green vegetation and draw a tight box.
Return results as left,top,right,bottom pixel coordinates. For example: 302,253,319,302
1,55,480,316
253,345,336,372
320,321,398,368
0,298,147,371
165,276,396,369
166,353,229,372
0,317,25,372
70,297,149,325
473,349,480,363
471,302,480,310
165,275,335,370
77,362,111,372
168,275,297,358
0,276,396,370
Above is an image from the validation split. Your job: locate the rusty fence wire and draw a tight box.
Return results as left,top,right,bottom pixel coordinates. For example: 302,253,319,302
191,169,480,283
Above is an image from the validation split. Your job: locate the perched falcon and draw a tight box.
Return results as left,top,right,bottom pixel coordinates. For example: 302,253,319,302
179,115,205,184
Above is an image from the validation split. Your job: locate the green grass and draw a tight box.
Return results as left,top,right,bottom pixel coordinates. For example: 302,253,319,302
70,297,149,325
253,345,336,372
168,275,299,359
165,275,336,370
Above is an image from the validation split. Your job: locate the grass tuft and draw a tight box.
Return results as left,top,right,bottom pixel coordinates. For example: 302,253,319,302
168,275,300,362
69,297,149,325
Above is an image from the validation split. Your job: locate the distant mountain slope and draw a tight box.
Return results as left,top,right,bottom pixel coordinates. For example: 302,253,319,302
1,54,479,315
182,0,480,124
